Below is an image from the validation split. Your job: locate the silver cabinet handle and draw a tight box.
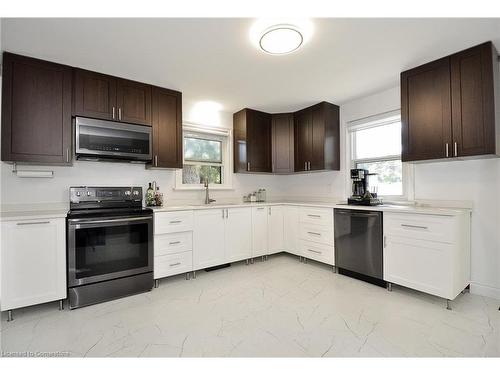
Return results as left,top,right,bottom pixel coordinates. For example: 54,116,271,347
169,262,181,267
226,209,228,219
222,209,225,218
307,214,321,218
17,221,50,226
155,155,158,167
401,224,428,230
307,249,322,254
247,162,250,171
169,241,181,245
308,161,311,170
169,220,182,224
454,142,458,157
112,106,116,119
445,143,449,157
118,107,122,121
304,161,307,170
66,148,70,163
307,231,321,236
257,207,265,210
268,207,271,215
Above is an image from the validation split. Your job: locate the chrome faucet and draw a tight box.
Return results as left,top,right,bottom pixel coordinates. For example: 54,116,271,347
204,180,216,204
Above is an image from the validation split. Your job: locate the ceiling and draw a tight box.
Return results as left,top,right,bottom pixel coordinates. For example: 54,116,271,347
2,18,500,113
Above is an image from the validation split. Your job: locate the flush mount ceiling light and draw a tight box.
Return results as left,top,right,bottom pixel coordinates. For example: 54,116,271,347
259,25,303,55
250,19,313,55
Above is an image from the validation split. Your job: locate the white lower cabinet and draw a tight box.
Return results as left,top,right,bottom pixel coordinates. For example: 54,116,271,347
284,206,300,256
1,217,66,311
383,212,470,300
155,251,193,278
193,209,226,270
251,206,269,257
268,205,285,254
299,207,334,265
225,207,252,262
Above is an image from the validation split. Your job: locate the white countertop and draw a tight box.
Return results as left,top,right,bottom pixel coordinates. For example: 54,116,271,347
151,201,471,216
0,203,69,221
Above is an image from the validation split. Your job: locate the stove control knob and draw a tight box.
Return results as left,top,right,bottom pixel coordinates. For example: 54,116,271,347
87,191,91,196
76,191,81,197
133,190,139,196
125,190,131,196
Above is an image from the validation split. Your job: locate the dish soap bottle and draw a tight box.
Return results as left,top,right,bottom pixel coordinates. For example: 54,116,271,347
146,183,155,206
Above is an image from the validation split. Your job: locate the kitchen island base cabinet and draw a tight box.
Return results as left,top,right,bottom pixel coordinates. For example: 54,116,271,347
1,218,66,316
383,212,470,302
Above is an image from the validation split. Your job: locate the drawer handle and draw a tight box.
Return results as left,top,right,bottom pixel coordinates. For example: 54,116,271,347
307,249,322,254
307,231,321,236
169,241,181,245
257,207,265,210
169,220,182,224
169,262,181,267
401,224,428,230
16,221,50,226
307,214,321,218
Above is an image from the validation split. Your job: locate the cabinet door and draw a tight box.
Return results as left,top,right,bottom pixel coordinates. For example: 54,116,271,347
252,206,269,257
1,218,66,311
310,104,326,170
401,57,452,162
384,235,453,299
193,209,226,270
151,87,182,168
284,206,300,256
116,79,152,126
225,208,252,262
294,109,312,171
268,206,285,254
1,53,72,164
272,113,294,173
451,42,497,157
73,68,116,121
247,110,272,172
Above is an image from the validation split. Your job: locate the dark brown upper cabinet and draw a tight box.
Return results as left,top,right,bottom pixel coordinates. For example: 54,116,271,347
294,102,340,172
272,113,294,173
1,52,73,164
402,41,499,162
233,108,272,173
149,87,182,169
73,68,152,126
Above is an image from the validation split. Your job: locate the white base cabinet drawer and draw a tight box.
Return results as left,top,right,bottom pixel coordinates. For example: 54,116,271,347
154,251,193,279
384,213,455,243
155,211,194,234
299,207,333,226
300,240,334,265
299,223,333,245
155,231,193,256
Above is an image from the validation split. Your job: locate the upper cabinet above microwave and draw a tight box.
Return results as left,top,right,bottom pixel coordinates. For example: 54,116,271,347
401,41,500,162
73,69,152,126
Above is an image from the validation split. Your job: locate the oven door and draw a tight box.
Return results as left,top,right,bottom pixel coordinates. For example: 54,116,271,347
67,215,153,287
75,117,152,161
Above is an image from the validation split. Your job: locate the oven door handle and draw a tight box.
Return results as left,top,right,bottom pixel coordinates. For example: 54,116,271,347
68,216,152,225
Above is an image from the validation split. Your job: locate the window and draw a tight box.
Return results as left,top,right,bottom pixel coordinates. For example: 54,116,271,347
349,111,404,197
175,124,232,190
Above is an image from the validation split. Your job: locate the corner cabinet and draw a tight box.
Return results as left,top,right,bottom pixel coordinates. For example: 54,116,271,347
401,41,500,162
233,108,272,173
1,53,72,164
149,87,182,168
272,113,294,173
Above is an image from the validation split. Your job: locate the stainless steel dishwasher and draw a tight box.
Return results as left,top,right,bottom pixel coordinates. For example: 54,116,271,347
334,208,384,286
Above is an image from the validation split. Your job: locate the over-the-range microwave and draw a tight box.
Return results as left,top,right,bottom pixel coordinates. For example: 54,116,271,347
74,117,152,162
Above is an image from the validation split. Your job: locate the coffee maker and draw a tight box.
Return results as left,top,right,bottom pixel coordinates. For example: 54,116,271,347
347,168,382,206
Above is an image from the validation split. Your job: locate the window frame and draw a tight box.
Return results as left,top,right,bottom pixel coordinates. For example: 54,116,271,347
347,110,413,201
174,123,233,190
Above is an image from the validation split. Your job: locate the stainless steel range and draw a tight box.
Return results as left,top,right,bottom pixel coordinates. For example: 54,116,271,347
67,186,153,309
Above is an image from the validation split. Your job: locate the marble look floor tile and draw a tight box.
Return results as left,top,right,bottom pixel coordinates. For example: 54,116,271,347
1,253,499,357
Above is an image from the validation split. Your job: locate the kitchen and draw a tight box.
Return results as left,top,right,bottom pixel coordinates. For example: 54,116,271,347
0,9,499,369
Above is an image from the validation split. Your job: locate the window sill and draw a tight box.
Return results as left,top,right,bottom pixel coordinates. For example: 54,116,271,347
173,185,235,191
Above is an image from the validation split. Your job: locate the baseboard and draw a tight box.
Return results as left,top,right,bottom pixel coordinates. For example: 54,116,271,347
470,282,500,300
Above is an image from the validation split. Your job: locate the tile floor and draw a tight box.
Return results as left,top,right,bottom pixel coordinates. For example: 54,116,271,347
1,254,499,357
